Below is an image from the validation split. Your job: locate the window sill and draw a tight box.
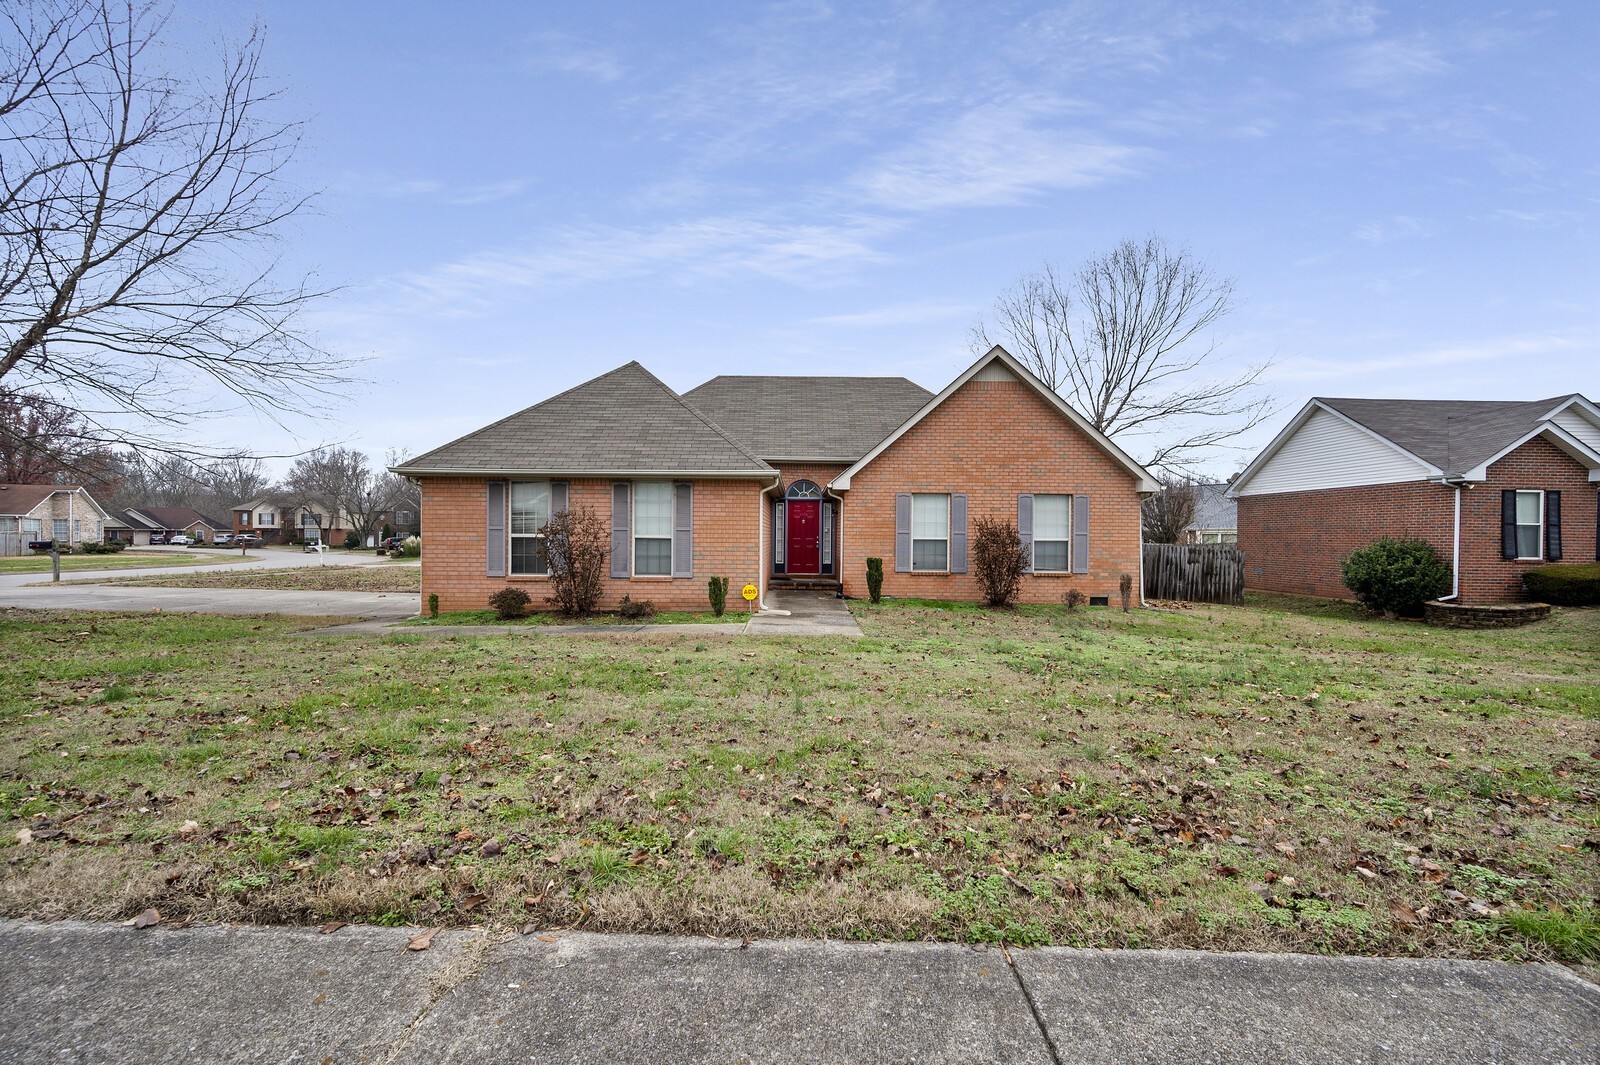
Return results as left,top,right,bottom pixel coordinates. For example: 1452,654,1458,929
1028,571,1080,577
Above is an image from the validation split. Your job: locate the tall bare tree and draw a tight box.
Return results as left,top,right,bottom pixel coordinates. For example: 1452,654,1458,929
0,0,345,452
971,236,1272,472
0,385,119,485
283,446,407,541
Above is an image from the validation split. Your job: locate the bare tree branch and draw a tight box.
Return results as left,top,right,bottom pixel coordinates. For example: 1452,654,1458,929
972,236,1275,473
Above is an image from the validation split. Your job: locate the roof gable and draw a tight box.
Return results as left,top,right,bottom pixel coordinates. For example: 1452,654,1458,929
127,506,228,530
682,375,932,461
831,346,1161,493
1319,396,1582,476
0,483,110,519
394,361,775,478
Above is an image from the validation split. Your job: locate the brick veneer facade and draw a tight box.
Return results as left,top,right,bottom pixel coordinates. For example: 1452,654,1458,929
1237,436,1598,605
838,378,1143,604
419,476,767,613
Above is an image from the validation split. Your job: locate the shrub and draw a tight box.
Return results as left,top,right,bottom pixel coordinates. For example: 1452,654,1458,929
707,576,729,617
381,523,393,540
78,540,120,555
618,595,656,620
971,516,1027,608
488,587,531,620
343,531,361,549
427,593,439,619
543,504,607,616
1522,563,1600,606
865,557,883,604
1340,538,1451,617
398,535,421,558
1063,588,1087,610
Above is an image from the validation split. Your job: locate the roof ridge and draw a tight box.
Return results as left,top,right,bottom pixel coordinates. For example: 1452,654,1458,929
631,364,775,472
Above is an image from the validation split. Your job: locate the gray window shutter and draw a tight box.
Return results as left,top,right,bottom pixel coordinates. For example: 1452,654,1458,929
950,493,968,573
1500,490,1517,560
1072,494,1090,574
1545,490,1561,562
773,500,785,566
673,482,693,577
894,493,911,572
611,482,631,578
485,481,506,578
1017,494,1034,573
551,481,568,514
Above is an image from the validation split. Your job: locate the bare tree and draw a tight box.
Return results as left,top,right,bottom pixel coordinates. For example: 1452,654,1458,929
203,454,271,508
283,446,407,542
0,0,345,453
1141,475,1197,544
0,385,120,485
972,236,1272,472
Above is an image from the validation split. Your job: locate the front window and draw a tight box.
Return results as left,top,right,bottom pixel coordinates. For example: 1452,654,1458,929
23,518,41,538
1515,491,1543,559
510,481,551,575
1033,494,1071,572
396,509,414,525
633,481,673,576
259,511,274,526
911,493,949,572
53,518,69,541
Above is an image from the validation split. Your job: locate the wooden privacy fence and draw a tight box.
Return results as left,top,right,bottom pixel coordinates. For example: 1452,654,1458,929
1142,543,1244,604
0,533,29,557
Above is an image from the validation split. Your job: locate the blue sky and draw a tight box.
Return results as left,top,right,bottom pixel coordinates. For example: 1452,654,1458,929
180,1,1597,476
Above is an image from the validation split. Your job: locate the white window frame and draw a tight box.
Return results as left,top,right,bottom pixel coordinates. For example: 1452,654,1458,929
53,518,70,541
632,481,674,577
1032,493,1072,573
509,480,552,576
1513,489,1544,561
910,493,950,573
23,517,41,538
396,509,414,525
259,511,275,526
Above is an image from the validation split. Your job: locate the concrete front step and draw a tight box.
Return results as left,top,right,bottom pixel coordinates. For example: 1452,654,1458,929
769,577,842,592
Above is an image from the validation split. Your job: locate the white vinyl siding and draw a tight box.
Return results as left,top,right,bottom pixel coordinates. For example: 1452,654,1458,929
1032,494,1071,572
1238,407,1431,495
510,481,552,576
1549,406,1600,454
1514,490,1543,560
258,511,275,526
911,493,949,572
633,481,673,576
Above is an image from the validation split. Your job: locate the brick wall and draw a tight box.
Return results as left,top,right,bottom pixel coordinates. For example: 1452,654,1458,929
20,491,104,543
419,476,765,614
1237,435,1597,605
837,378,1144,604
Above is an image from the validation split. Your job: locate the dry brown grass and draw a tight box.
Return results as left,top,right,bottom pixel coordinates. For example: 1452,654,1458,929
86,565,422,593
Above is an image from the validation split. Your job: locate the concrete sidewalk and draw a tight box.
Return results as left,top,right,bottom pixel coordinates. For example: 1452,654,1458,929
0,921,1593,1064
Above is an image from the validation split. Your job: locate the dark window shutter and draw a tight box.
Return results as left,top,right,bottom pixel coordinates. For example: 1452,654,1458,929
611,482,631,579
1017,494,1034,573
1500,490,1517,560
673,482,693,577
551,481,568,514
485,481,506,578
773,500,785,568
1545,490,1561,562
894,493,911,572
1072,495,1090,574
950,493,968,573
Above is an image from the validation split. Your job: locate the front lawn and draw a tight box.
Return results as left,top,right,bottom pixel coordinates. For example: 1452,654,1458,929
409,608,747,626
89,566,422,594
0,551,244,574
0,596,1594,964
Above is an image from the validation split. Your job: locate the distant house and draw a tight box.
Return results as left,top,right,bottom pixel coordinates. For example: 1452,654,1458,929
1183,483,1237,544
1231,394,1600,605
104,509,161,545
124,506,230,544
231,497,286,543
0,484,112,552
392,346,1160,613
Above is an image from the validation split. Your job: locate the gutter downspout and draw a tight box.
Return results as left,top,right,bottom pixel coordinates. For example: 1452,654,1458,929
1137,494,1152,607
757,474,782,611
1436,481,1463,602
825,483,846,599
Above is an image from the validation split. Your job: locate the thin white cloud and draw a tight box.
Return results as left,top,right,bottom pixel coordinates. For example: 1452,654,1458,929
1268,333,1582,382
524,31,624,83
854,100,1147,210
1336,36,1451,92
341,173,528,206
808,300,975,328
1354,215,1430,243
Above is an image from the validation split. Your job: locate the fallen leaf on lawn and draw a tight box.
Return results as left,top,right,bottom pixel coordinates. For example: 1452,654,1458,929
1388,900,1419,925
537,934,558,943
126,908,161,929
319,921,348,934
179,820,201,835
407,927,442,951
1273,841,1296,858
15,828,31,844
479,839,502,858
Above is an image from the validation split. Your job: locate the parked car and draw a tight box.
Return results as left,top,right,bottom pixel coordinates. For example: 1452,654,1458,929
235,533,262,547
380,535,407,551
167,534,194,546
148,533,166,545
302,537,323,552
214,533,234,546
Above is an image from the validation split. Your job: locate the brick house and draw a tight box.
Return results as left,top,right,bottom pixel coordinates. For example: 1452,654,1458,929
0,484,112,549
122,506,230,544
393,346,1160,613
1232,395,1600,605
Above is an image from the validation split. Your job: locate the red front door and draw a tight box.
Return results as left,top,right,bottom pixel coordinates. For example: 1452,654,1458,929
787,500,820,573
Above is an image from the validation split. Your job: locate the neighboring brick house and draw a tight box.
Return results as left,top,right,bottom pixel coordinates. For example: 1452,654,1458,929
393,346,1160,613
231,497,286,543
0,484,112,550
123,506,230,544
1232,395,1600,605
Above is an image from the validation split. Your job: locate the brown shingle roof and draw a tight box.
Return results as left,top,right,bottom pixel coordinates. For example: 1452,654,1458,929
125,506,228,531
0,484,66,516
395,362,775,476
682,375,933,461
1318,396,1580,476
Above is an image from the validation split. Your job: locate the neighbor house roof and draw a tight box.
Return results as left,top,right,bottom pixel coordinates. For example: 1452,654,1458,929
1185,483,1237,532
1318,396,1587,477
126,506,228,531
0,483,65,516
682,376,933,462
105,510,160,531
393,361,775,478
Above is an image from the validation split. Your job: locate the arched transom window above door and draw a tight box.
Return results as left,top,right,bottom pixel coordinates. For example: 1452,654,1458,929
786,480,822,499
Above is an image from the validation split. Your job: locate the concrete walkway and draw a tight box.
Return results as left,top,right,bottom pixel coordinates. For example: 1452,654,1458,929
748,588,864,635
0,921,1593,1064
